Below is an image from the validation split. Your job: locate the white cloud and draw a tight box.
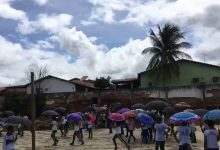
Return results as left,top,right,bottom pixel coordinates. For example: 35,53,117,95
34,0,48,6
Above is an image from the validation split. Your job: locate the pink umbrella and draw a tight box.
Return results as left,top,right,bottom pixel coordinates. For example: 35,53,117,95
109,113,125,122
122,111,136,119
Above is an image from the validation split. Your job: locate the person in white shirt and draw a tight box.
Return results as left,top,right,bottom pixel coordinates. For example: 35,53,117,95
204,120,220,150
51,117,58,146
70,121,84,145
3,125,17,150
173,121,192,150
154,117,170,150
112,122,130,150
87,117,93,138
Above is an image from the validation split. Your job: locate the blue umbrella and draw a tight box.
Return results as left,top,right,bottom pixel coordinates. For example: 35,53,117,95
203,109,220,122
170,112,200,123
136,113,154,125
67,113,82,122
117,108,130,114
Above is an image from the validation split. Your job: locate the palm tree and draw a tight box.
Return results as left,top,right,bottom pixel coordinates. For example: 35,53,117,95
142,23,192,86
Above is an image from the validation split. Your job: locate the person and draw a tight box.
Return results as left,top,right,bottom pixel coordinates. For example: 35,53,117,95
204,120,220,150
112,122,130,150
51,117,58,146
79,120,84,140
60,115,66,136
189,123,196,143
154,117,170,150
125,119,129,137
3,125,17,150
128,118,136,143
87,117,93,138
141,123,149,144
17,123,24,137
70,121,84,145
173,122,192,150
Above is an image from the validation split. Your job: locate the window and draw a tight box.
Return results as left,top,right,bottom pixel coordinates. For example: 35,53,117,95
213,77,219,83
192,77,199,83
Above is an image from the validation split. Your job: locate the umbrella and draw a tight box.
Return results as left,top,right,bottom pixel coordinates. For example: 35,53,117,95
203,109,220,122
76,112,85,117
122,111,136,119
162,106,176,114
131,109,145,114
131,103,145,110
170,112,200,123
3,110,14,117
96,106,107,112
174,102,191,110
54,107,66,114
117,108,130,114
184,109,193,113
111,103,122,112
67,113,82,122
136,113,154,125
109,113,125,122
193,109,208,118
145,100,169,110
5,116,32,128
41,110,59,117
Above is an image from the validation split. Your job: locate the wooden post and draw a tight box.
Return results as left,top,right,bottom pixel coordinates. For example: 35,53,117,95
31,72,35,150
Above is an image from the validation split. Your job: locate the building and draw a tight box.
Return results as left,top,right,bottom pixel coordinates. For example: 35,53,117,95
138,59,220,88
111,78,140,90
69,77,96,92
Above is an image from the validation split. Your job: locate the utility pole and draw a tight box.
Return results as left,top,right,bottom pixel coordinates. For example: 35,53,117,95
31,72,35,150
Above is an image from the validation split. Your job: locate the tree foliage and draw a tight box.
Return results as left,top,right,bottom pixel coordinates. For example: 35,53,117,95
94,76,112,90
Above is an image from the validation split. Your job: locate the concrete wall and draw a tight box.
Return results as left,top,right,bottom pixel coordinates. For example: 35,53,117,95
26,78,76,94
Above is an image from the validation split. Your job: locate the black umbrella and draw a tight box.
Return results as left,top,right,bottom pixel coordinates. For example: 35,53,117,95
131,103,145,110
145,100,169,110
41,110,59,117
3,110,14,117
5,116,32,128
162,106,176,114
54,107,66,114
193,109,208,118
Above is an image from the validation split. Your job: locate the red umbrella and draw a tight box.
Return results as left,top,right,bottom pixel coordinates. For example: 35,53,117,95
122,111,136,119
109,113,125,122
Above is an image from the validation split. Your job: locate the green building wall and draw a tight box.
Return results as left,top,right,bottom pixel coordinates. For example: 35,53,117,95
139,60,220,88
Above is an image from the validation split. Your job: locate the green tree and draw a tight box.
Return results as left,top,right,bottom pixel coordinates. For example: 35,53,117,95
94,76,112,90
142,23,192,85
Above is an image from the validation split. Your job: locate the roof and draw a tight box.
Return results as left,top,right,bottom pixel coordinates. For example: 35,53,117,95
0,87,6,94
138,59,220,76
70,79,96,89
111,78,138,83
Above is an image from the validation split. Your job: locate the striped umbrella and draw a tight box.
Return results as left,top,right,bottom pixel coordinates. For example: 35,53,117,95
170,112,200,123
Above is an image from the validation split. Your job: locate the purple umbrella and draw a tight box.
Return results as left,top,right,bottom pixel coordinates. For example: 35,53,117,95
67,113,82,122
131,103,145,110
109,113,125,122
117,108,130,114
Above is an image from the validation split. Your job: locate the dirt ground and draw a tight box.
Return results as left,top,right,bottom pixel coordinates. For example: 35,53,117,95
0,127,209,150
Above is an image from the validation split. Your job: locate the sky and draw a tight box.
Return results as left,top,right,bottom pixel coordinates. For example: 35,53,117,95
0,0,220,86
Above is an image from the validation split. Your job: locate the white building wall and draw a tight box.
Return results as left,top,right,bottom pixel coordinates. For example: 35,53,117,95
26,78,76,94
168,87,202,99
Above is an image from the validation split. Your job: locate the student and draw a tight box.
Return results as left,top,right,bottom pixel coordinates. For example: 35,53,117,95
189,123,196,143
60,116,66,136
125,119,129,137
154,117,170,150
3,126,17,150
141,123,149,144
204,120,220,150
173,122,192,150
87,117,93,138
79,120,84,140
51,117,58,146
112,122,130,150
128,118,136,143
70,121,84,145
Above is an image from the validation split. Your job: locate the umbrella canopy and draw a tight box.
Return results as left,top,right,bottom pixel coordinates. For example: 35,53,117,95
145,100,169,110
170,112,200,123
183,109,193,113
122,111,136,119
3,110,14,117
109,113,125,122
131,109,145,115
111,103,122,112
76,112,85,117
193,109,208,118
54,107,66,114
41,110,59,117
174,102,191,110
117,108,130,114
96,106,107,112
136,113,154,125
203,109,220,122
5,116,32,128
162,106,176,114
131,103,145,110
67,113,82,122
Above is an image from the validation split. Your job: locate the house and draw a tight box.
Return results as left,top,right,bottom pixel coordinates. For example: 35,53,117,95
26,75,76,95
138,59,220,88
111,78,140,90
69,78,96,92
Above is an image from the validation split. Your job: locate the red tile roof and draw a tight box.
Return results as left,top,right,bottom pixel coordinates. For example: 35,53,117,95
70,80,96,89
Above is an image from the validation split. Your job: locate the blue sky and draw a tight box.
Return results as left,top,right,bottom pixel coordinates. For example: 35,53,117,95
0,0,220,86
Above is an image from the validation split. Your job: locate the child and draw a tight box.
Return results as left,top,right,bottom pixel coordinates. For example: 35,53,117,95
70,121,84,145
204,120,220,150
87,117,93,138
51,117,58,146
128,118,136,143
3,126,17,150
112,122,130,150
